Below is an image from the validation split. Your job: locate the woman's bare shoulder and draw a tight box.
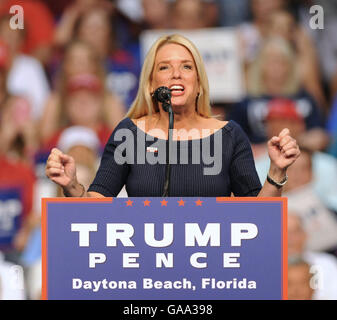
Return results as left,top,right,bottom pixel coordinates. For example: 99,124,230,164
131,113,159,126
204,117,228,130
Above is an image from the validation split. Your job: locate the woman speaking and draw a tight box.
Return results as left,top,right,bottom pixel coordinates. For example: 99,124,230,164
45,34,300,198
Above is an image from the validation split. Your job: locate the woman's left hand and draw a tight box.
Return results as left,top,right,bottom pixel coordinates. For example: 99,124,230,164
267,128,301,170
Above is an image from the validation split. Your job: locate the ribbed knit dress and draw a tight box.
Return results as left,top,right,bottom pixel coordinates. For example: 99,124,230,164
88,118,262,197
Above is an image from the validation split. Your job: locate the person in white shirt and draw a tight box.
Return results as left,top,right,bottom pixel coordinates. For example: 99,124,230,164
0,14,50,121
288,213,337,300
0,252,25,300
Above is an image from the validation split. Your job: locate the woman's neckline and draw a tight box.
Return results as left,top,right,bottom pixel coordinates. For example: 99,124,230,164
127,117,231,141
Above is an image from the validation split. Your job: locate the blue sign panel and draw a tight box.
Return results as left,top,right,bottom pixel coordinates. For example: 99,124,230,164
42,197,287,300
0,187,23,247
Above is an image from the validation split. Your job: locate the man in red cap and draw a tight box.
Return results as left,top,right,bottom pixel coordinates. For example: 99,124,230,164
264,98,305,142
254,97,337,214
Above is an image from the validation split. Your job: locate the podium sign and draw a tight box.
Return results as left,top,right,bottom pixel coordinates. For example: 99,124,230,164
42,197,287,300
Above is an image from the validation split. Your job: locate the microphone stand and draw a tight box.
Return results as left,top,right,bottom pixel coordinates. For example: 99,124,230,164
162,101,174,197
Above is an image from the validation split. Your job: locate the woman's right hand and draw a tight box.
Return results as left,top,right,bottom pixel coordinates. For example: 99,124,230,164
45,148,77,190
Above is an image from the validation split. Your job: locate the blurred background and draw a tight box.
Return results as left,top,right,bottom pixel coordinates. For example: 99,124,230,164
0,0,336,300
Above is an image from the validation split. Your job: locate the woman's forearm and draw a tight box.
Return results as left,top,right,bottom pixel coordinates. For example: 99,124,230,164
258,180,283,197
257,165,287,197
62,181,86,197
62,181,104,198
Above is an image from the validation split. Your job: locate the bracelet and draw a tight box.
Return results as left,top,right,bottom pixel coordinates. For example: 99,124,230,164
63,183,85,197
267,174,288,189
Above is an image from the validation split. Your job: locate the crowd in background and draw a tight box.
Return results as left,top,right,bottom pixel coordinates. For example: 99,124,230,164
0,0,337,300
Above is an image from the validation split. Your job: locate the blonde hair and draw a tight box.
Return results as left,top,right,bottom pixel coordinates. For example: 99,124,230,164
126,34,212,119
247,37,300,96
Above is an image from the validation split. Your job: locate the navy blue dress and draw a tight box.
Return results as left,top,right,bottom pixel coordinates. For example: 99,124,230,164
88,118,262,197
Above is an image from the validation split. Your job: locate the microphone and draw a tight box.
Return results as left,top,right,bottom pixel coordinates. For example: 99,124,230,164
153,86,173,197
153,86,171,103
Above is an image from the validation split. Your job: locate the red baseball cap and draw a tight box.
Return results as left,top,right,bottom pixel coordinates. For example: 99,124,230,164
67,73,103,94
266,98,303,122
